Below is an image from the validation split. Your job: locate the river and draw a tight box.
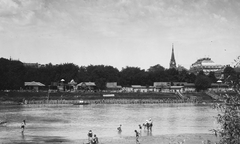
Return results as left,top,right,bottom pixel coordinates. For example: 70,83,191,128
0,104,218,143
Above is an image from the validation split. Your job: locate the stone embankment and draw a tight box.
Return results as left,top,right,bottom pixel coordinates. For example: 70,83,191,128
23,99,198,106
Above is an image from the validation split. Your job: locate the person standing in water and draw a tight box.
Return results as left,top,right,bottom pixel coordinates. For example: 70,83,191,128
148,118,153,131
134,130,140,144
138,124,142,131
117,124,122,132
21,120,26,133
88,130,93,143
92,134,99,144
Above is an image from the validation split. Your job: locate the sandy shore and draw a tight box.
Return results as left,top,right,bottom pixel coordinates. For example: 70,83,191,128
1,133,219,144
88,133,219,144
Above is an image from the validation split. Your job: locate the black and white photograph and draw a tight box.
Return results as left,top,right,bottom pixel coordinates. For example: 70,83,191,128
0,0,240,143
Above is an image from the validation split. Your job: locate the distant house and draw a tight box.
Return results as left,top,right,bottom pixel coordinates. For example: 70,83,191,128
24,81,45,92
131,85,154,92
23,63,42,68
77,82,96,91
153,82,170,92
106,82,122,92
208,83,229,92
169,86,184,92
153,82,194,92
182,83,195,92
122,87,132,92
68,79,77,91
173,82,187,86
49,82,59,92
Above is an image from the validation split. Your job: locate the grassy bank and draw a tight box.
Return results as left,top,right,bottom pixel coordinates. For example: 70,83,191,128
0,91,216,104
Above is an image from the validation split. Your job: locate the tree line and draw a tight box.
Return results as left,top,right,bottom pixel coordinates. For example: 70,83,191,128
0,57,238,91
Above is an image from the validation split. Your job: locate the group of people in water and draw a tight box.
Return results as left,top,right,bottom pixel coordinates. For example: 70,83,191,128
142,118,153,131
117,118,153,144
87,130,99,144
1,118,153,144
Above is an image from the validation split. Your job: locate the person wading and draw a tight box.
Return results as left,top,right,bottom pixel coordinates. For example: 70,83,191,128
117,124,122,132
134,130,140,144
21,120,26,133
88,130,93,143
148,118,153,131
92,134,99,144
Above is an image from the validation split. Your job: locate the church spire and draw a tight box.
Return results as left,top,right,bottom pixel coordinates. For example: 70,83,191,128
169,43,177,69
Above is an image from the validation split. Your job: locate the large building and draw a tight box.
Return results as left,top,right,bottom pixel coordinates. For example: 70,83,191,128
189,57,224,79
169,44,177,69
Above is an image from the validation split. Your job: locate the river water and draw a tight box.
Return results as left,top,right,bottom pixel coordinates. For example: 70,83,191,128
0,104,218,143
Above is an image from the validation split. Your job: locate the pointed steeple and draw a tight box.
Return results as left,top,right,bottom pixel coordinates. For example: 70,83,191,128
169,44,177,69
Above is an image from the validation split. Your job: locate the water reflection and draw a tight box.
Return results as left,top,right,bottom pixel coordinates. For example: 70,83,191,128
21,132,25,141
146,130,152,136
0,104,218,143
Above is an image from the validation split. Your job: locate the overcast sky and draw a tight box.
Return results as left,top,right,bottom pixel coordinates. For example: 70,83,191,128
0,0,240,70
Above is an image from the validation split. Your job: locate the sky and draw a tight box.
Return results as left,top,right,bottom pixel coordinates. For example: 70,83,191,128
0,0,240,70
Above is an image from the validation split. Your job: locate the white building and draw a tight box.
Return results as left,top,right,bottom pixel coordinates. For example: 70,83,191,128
189,57,224,79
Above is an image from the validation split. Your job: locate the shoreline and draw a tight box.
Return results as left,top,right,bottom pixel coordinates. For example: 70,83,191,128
0,100,218,109
73,133,220,144
1,133,219,144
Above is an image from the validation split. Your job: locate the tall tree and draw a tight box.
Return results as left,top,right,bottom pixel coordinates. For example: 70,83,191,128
165,68,179,82
147,64,167,83
185,73,196,83
208,71,217,83
224,66,237,87
212,93,240,144
119,67,146,87
0,58,26,90
178,69,188,82
194,71,211,91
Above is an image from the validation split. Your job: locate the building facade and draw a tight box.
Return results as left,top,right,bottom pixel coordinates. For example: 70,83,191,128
189,57,224,79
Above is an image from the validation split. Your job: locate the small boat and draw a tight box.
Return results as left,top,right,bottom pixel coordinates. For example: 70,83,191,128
103,94,115,97
73,100,89,105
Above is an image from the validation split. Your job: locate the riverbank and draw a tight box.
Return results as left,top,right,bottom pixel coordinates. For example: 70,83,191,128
1,133,219,144
0,91,216,103
95,133,219,144
23,99,199,105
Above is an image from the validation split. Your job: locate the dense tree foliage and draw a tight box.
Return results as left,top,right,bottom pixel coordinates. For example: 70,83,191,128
194,71,212,91
212,93,240,144
223,66,238,88
0,58,26,90
208,71,217,83
0,58,238,90
211,56,240,144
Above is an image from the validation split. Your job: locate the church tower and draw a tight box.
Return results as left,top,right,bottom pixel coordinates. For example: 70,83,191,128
169,44,177,69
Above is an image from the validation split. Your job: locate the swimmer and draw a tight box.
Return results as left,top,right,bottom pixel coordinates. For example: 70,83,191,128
139,124,142,131
88,130,93,143
148,118,153,131
134,130,140,144
143,123,146,129
21,120,26,133
117,124,122,132
92,134,99,144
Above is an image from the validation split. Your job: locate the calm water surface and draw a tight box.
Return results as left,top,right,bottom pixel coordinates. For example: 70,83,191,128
0,104,218,143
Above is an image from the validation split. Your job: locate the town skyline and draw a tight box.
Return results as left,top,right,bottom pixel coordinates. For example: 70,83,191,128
1,0,240,70
2,54,232,72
